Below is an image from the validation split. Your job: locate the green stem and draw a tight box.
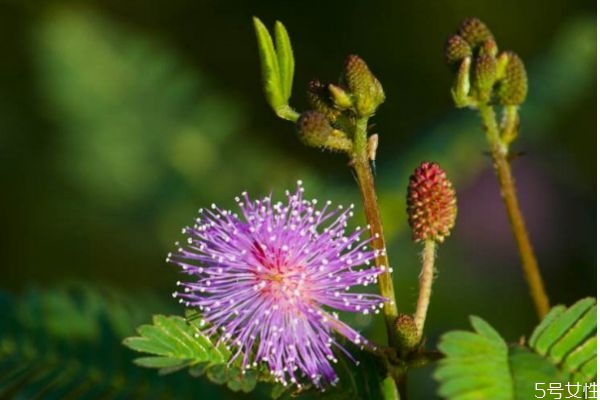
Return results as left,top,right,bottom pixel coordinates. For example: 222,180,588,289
414,240,436,339
382,375,402,400
478,104,550,319
351,116,402,396
500,105,519,146
351,117,399,336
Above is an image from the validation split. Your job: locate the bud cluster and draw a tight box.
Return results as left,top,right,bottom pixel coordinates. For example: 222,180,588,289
296,55,384,153
445,18,528,107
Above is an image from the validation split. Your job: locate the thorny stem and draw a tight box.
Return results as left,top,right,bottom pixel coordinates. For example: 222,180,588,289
478,104,550,319
414,240,436,339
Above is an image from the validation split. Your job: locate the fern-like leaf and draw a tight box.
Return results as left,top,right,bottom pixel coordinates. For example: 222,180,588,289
0,284,238,399
123,315,226,373
123,314,280,394
435,298,596,399
529,297,596,383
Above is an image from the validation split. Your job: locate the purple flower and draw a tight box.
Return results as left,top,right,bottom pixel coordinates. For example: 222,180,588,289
168,182,387,388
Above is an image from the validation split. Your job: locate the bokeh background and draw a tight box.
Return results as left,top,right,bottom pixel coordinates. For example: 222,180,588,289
0,0,595,398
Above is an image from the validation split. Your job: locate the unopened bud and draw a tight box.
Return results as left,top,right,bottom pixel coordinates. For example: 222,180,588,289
307,80,341,122
479,38,498,57
406,162,457,243
344,55,385,117
473,54,497,103
497,52,528,106
450,57,473,108
328,84,353,110
458,18,494,48
296,111,333,147
495,51,510,80
296,111,352,153
395,314,420,353
445,35,472,64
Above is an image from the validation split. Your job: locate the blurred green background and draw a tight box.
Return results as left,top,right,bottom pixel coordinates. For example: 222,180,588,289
0,0,595,398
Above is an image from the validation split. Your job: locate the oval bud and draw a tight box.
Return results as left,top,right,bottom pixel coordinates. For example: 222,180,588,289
480,38,498,58
296,111,333,147
497,52,528,106
344,55,385,117
394,314,420,353
445,35,472,64
473,54,497,103
458,18,494,48
296,111,352,153
406,162,457,243
307,80,341,122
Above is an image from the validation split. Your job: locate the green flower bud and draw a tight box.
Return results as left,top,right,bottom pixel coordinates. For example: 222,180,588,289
406,162,457,243
459,18,494,48
497,52,528,106
445,35,472,64
328,83,353,110
495,51,510,80
473,53,497,103
296,111,352,153
479,38,498,58
450,57,473,108
395,314,420,353
343,55,385,117
307,80,341,122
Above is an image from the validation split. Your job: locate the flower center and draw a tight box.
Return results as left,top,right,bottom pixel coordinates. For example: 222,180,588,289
250,241,308,304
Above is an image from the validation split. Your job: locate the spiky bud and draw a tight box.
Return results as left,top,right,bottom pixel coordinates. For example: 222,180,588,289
296,111,352,153
473,54,497,102
406,162,457,243
445,35,472,64
497,52,528,106
394,314,420,353
458,18,494,48
296,111,333,147
344,55,385,117
307,80,341,122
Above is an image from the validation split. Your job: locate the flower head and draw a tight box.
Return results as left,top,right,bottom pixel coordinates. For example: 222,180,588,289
406,162,457,243
168,182,386,388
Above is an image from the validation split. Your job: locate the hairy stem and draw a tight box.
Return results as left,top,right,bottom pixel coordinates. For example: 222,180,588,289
414,240,436,339
351,116,403,397
352,117,399,336
478,104,550,319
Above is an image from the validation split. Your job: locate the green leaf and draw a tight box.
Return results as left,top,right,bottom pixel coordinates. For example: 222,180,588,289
206,364,259,393
253,17,283,107
529,297,597,382
528,305,566,345
529,298,595,355
123,314,226,373
274,20,294,101
0,284,231,399
508,346,567,399
123,314,277,393
435,298,596,400
253,17,299,121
